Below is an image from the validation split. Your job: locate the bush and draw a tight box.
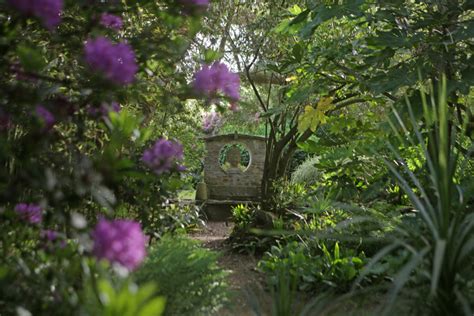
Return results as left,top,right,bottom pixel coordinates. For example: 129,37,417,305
270,180,308,215
232,203,255,228
258,241,365,293
291,156,321,187
134,234,228,316
116,202,204,240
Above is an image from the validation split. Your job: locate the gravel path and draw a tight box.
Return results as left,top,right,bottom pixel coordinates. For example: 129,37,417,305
189,222,272,315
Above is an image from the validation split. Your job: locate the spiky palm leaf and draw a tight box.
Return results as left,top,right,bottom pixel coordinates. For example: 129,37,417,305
356,76,474,315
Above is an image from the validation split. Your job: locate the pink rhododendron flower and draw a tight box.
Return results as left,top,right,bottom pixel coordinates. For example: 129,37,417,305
8,0,63,30
100,13,123,31
15,203,42,224
84,37,138,85
142,138,185,175
92,219,147,271
193,62,240,104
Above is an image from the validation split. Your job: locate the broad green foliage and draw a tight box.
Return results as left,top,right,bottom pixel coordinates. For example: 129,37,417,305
85,279,166,316
355,80,474,314
271,180,308,215
259,241,365,293
0,0,222,314
290,1,474,97
1,0,474,314
135,234,228,316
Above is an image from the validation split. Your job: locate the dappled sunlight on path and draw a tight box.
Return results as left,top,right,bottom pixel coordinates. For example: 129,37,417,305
189,221,272,315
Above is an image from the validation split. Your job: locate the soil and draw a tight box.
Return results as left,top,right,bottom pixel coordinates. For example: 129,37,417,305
189,221,272,316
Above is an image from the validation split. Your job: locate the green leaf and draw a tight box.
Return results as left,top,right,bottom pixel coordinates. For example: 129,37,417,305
17,45,45,73
289,9,310,26
274,19,291,34
138,297,166,316
203,49,222,63
98,279,116,306
292,43,304,62
334,242,340,260
135,283,158,305
453,20,474,41
463,0,474,9
297,97,334,133
431,240,446,295
289,4,302,15
366,30,408,48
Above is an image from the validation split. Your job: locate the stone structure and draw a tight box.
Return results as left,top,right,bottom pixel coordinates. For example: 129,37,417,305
201,133,266,204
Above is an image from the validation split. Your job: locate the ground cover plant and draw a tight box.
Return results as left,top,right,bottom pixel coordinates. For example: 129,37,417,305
1,0,473,315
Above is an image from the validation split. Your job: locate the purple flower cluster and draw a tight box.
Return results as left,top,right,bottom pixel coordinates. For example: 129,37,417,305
41,229,67,250
92,219,147,271
42,229,59,241
193,62,240,103
8,0,63,30
84,37,138,85
202,111,222,134
15,203,42,224
142,138,185,175
103,101,121,114
100,13,123,31
36,105,55,130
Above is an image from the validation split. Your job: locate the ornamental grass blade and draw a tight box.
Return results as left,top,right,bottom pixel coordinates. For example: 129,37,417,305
431,239,446,295
405,98,438,186
351,242,402,291
383,156,438,239
298,291,335,316
382,247,429,316
455,288,473,316
458,236,474,268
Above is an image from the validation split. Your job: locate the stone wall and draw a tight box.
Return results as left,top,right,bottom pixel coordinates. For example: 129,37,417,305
202,134,266,200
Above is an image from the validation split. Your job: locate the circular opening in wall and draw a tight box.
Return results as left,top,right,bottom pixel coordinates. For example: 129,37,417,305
218,143,251,172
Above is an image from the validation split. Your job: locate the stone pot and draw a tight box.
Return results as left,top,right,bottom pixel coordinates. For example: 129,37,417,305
195,182,208,201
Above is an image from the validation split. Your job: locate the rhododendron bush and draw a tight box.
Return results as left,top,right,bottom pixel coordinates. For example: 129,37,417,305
0,0,238,314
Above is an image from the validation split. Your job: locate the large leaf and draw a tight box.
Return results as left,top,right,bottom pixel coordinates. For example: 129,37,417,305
297,97,334,133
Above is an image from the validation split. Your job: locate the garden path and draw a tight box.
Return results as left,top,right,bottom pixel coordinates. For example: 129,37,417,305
190,221,272,316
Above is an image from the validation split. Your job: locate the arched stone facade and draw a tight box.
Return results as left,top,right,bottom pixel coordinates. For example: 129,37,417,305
202,133,266,201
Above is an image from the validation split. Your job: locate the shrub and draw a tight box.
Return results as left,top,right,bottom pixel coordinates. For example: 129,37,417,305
271,180,308,215
291,156,321,187
356,78,474,314
134,234,228,316
232,203,255,228
258,241,365,293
